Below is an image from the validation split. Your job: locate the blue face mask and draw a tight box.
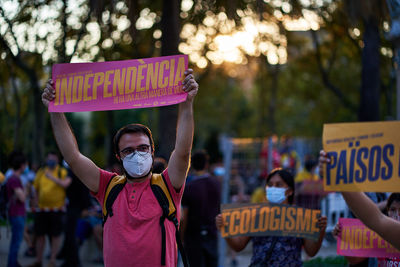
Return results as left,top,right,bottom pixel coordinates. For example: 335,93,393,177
46,160,57,169
266,187,287,204
213,167,225,176
23,166,29,175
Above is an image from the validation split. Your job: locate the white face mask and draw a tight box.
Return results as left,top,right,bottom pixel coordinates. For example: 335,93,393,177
122,151,153,178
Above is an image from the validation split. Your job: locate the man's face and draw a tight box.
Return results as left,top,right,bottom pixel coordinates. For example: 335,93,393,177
46,154,59,169
117,133,152,160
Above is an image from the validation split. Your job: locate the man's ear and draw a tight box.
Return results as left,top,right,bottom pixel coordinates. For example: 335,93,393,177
115,154,121,161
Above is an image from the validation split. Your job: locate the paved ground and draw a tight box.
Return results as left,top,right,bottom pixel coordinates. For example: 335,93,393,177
0,226,339,267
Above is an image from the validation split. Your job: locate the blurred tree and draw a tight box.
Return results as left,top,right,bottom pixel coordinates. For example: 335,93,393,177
345,0,387,121
0,0,395,170
158,0,181,160
309,0,392,121
0,1,93,165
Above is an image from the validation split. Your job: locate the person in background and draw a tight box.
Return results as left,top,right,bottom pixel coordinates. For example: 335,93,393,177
58,161,90,267
216,168,327,266
23,162,38,258
6,151,27,267
280,136,299,176
379,193,400,266
181,150,221,267
153,157,167,174
295,156,326,210
259,137,281,180
319,151,400,251
29,152,71,267
0,171,5,184
333,193,400,267
76,195,103,263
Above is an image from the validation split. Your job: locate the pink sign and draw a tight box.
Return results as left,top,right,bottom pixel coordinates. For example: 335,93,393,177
337,218,400,258
49,55,188,112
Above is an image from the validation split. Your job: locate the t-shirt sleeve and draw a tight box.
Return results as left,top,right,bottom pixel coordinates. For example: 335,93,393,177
91,168,116,206
7,177,22,191
162,168,185,220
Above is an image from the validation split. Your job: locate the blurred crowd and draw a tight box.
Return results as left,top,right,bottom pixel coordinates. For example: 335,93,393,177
0,150,109,267
0,135,396,267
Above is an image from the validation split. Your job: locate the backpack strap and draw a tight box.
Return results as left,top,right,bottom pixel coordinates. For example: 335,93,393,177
150,173,189,267
150,173,176,219
102,175,126,226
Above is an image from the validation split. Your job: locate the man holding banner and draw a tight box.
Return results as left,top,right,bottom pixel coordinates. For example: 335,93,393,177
40,60,198,267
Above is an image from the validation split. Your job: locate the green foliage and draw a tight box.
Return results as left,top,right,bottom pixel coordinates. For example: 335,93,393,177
0,0,395,169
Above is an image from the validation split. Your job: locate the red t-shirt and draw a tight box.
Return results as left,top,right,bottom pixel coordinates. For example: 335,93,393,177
6,175,26,217
93,168,184,267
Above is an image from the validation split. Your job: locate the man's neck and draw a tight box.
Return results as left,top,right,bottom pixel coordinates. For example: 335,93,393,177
126,173,152,184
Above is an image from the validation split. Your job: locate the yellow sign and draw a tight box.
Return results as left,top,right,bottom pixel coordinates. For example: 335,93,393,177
323,121,400,192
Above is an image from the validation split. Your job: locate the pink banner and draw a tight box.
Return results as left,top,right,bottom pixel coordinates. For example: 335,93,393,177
49,55,188,112
337,218,400,258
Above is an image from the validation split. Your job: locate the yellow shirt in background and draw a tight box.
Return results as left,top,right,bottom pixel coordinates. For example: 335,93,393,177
294,170,319,184
251,187,266,203
34,166,67,210
0,171,4,184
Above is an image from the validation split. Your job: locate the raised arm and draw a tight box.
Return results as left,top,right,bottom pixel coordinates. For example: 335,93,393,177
342,192,400,250
319,150,400,250
43,80,100,193
167,69,198,189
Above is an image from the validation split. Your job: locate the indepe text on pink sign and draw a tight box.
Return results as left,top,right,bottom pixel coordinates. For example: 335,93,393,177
337,218,400,258
49,54,188,112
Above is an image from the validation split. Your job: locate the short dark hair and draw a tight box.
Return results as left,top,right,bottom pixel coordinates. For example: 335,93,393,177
46,151,59,158
266,168,295,204
385,193,400,215
304,157,317,173
191,150,209,171
153,157,167,174
8,151,27,171
113,124,154,156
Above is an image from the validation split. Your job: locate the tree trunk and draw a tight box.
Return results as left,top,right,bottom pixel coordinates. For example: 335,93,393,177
106,111,115,167
9,67,21,150
359,17,380,121
30,73,44,166
158,0,181,159
268,64,280,134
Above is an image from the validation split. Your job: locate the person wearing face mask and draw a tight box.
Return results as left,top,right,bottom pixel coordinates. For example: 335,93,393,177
319,151,400,252
331,193,400,267
40,68,198,267
181,150,221,267
377,193,400,266
5,151,27,267
216,168,327,266
29,152,71,267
